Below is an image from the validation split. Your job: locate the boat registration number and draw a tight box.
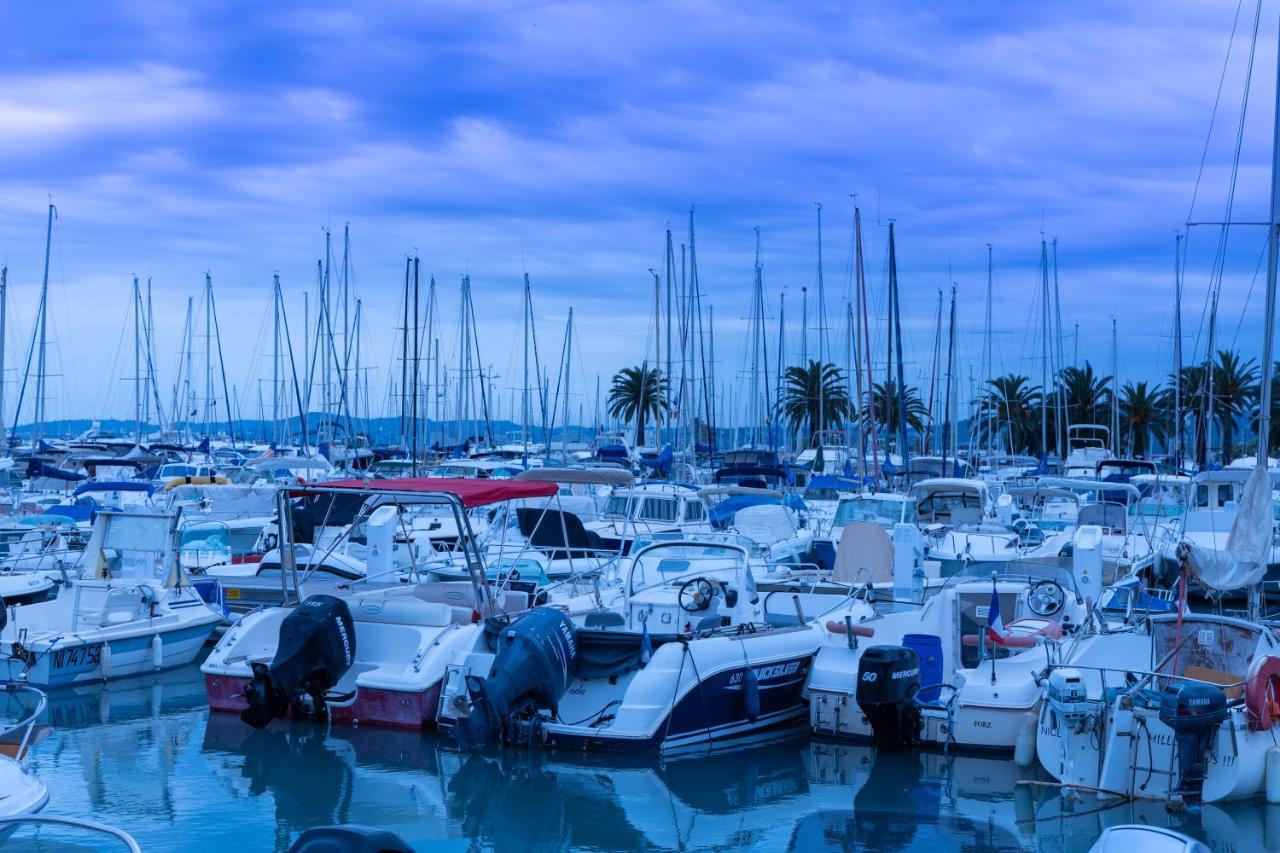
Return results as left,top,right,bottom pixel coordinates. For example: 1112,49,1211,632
225,588,241,600
52,643,103,672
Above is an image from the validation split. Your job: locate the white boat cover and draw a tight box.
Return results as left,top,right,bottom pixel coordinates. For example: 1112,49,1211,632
733,504,797,545
1185,463,1274,591
832,521,893,585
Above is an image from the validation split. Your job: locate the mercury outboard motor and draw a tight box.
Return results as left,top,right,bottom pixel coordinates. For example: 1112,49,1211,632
241,595,357,729
451,607,578,749
855,645,922,749
1158,680,1229,803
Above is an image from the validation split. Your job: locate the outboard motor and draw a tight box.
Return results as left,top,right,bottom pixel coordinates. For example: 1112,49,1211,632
451,607,578,749
1158,681,1229,803
241,595,357,728
855,645,921,749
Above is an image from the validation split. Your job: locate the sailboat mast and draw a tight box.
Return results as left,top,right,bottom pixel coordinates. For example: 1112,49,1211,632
133,275,142,442
204,272,214,439
1174,234,1184,466
888,223,910,478
1111,317,1119,456
856,207,877,482
272,274,282,444
35,202,53,443
983,245,994,456
522,273,531,453
1039,239,1049,458
1258,23,1280,466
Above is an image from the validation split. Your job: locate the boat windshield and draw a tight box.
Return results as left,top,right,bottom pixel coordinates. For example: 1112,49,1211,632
834,497,914,528
627,542,751,595
940,559,1079,598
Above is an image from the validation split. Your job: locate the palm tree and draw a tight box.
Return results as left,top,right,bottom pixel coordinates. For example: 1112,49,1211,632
1251,361,1280,456
1117,381,1167,457
864,380,927,449
1057,361,1112,426
974,374,1043,456
607,366,668,447
1209,349,1258,462
779,361,851,446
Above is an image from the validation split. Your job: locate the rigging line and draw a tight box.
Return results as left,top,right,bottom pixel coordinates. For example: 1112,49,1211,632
1187,0,1249,224
1205,0,1263,315
1230,237,1270,350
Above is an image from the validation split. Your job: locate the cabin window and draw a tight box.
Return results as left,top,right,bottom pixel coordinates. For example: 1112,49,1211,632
1217,484,1234,506
639,498,679,522
684,502,705,523
1194,485,1208,507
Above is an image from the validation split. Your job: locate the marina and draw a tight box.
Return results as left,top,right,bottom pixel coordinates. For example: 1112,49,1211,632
14,2,1280,852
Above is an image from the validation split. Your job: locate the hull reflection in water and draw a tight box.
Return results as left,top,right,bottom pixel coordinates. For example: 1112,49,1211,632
25,663,1280,852
446,728,819,851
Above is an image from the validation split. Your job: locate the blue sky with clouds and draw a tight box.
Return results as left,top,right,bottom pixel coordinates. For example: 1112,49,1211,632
0,1,1276,425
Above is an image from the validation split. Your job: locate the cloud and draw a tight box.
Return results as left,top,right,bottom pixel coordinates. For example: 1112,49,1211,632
0,0,1272,425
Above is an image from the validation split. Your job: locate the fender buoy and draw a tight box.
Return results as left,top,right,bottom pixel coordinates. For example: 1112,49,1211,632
1246,655,1280,731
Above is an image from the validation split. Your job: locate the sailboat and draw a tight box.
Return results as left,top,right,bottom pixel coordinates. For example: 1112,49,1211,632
1034,14,1280,805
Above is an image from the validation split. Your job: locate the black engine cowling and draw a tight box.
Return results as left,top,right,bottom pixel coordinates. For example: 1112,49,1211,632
1159,680,1229,802
855,645,922,749
451,606,578,749
241,595,357,729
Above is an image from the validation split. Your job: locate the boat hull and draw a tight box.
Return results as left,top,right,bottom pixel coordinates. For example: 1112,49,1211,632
204,673,443,730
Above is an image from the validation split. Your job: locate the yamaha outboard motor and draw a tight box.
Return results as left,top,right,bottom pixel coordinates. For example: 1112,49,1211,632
241,595,357,728
855,645,922,749
1158,681,1229,803
451,607,578,749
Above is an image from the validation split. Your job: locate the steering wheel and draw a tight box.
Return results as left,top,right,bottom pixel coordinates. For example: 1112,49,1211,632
1028,580,1065,617
678,577,716,613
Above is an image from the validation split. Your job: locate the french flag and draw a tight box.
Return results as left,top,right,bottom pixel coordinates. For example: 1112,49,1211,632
986,585,1004,643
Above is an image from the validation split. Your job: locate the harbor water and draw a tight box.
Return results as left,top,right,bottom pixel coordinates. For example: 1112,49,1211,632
0,657,1262,852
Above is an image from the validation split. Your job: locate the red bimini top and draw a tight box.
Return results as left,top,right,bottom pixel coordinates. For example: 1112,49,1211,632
302,477,558,509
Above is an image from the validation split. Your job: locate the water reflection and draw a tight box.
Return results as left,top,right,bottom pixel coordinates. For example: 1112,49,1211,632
21,666,1280,852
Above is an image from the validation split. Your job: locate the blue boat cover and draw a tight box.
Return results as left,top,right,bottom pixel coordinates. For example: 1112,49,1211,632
73,480,155,497
707,493,806,529
26,460,86,482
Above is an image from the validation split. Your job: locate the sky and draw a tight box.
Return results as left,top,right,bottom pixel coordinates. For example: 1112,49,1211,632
0,1,1278,428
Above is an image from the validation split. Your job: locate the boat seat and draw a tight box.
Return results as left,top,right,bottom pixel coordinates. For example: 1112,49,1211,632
351,597,452,628
583,610,626,629
1006,617,1063,639
89,586,143,627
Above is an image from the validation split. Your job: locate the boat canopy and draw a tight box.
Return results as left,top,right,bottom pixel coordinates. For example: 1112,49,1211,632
514,467,635,487
315,477,558,508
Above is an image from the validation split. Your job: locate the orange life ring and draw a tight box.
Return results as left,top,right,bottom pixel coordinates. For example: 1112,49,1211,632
1245,654,1280,731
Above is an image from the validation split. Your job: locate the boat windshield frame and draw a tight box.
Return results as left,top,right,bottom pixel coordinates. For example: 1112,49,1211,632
626,540,753,597
939,559,1082,600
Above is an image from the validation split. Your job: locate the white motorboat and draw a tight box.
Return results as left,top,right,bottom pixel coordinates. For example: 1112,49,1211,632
203,478,551,730
808,527,1104,752
442,539,830,752
1036,610,1280,805
0,510,223,688
0,684,48,819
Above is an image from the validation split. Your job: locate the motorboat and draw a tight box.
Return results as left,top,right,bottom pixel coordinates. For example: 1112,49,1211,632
441,539,826,752
808,528,1104,752
0,684,48,819
1036,611,1280,805
1158,468,1280,592
583,482,712,553
203,478,553,730
1063,425,1112,479
0,510,223,688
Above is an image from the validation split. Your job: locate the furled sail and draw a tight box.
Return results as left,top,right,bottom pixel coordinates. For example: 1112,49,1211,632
1183,463,1274,591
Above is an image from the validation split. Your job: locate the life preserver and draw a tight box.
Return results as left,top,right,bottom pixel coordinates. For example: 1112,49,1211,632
1245,654,1280,731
